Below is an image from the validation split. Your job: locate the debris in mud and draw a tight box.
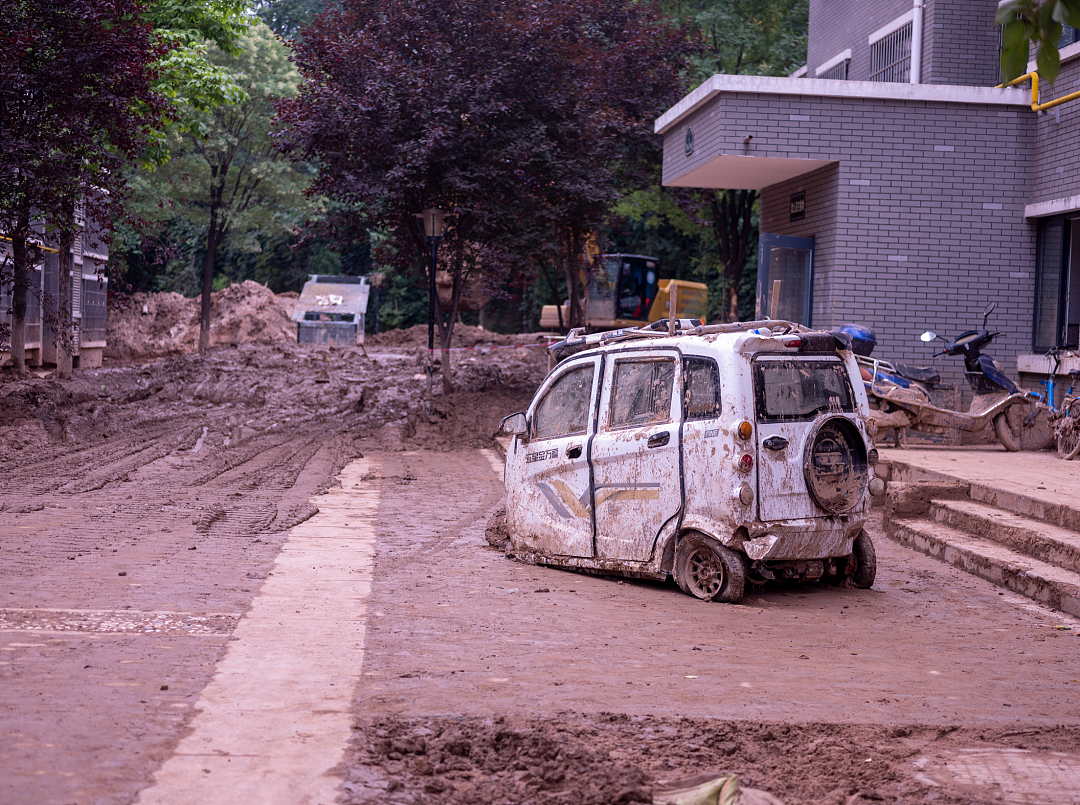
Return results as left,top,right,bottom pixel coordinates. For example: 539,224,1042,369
484,508,510,550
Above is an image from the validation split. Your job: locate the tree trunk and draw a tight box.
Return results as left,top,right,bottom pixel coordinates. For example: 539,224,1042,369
438,238,466,396
563,228,584,329
709,189,757,323
56,228,74,379
9,208,31,373
200,207,221,354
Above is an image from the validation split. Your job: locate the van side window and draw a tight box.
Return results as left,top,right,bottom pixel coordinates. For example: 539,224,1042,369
609,359,675,428
683,357,721,420
532,364,594,440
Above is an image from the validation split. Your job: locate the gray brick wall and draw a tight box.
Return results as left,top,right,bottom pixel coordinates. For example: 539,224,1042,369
1032,55,1080,205
925,0,1000,86
807,1,999,86
663,90,1034,395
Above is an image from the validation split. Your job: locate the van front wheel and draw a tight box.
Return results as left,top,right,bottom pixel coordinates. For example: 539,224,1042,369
675,533,745,603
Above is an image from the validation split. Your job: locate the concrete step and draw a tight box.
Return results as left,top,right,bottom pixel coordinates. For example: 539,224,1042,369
930,499,1080,576
887,517,1080,618
886,460,1080,533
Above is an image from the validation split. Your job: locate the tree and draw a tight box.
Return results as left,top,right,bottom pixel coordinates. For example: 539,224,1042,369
279,0,692,389
0,0,165,373
152,21,309,352
998,0,1080,84
616,0,807,322
252,0,330,39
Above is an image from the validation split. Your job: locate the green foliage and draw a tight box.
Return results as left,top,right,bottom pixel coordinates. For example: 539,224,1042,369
118,20,322,296
664,0,808,82
141,0,251,160
998,0,1080,84
252,0,330,38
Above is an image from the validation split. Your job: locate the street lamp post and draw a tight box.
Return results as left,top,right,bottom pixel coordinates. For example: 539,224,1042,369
416,208,446,418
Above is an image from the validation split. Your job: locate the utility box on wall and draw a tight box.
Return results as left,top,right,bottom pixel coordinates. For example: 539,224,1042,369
292,275,370,346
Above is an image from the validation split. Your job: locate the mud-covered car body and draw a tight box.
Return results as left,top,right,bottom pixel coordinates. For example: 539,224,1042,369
500,320,880,601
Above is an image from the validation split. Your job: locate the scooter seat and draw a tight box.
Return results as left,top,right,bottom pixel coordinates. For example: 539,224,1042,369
892,363,940,385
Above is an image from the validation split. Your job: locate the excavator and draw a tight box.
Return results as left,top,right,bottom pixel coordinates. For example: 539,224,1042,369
539,253,708,332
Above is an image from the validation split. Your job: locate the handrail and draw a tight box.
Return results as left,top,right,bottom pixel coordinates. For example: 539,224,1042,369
998,71,1080,112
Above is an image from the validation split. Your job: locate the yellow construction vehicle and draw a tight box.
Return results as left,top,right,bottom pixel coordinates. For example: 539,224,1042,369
539,253,707,332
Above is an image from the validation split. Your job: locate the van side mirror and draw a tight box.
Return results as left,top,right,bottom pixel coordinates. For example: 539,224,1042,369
499,412,528,436
920,331,938,342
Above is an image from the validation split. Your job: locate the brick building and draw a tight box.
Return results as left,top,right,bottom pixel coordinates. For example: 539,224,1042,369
655,0,1080,400
1,210,109,370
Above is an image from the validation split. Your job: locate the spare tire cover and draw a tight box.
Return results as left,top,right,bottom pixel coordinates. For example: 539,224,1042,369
803,417,868,514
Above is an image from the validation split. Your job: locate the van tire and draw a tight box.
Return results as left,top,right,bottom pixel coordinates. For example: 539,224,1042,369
675,532,745,603
850,530,877,589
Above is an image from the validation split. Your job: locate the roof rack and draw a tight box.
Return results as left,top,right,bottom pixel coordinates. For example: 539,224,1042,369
548,318,814,361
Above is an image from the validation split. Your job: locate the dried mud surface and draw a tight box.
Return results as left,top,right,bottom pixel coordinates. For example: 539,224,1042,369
342,714,1080,805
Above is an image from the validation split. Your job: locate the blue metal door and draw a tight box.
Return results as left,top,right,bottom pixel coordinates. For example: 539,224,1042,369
757,234,814,325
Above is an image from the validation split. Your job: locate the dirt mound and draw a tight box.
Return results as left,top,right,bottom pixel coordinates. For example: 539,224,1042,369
367,324,526,349
106,281,295,361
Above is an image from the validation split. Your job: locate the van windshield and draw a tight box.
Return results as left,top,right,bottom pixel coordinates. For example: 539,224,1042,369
753,358,853,422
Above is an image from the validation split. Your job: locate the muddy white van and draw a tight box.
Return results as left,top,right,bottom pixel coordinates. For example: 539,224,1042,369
499,319,883,603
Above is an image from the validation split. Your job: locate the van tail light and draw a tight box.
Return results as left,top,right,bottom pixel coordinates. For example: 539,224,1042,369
738,453,754,473
737,420,753,440
783,338,802,348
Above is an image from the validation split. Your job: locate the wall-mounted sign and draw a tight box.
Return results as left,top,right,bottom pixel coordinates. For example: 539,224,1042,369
684,127,694,157
789,191,806,222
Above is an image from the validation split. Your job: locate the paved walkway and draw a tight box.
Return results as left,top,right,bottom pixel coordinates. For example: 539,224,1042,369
136,457,381,805
881,445,1080,510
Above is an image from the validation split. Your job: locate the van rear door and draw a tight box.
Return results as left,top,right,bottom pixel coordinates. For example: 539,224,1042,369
753,356,856,520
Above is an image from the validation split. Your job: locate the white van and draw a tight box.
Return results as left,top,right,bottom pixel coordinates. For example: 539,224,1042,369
499,320,883,603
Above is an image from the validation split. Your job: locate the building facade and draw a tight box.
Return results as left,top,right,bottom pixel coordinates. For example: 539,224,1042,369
656,0,1080,401
1,210,109,370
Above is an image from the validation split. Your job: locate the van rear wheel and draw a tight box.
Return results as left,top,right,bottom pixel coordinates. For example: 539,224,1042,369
675,533,745,603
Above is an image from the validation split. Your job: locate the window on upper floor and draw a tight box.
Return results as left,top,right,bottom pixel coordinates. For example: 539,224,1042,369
815,48,851,81
1060,26,1080,48
870,22,913,83
818,61,848,80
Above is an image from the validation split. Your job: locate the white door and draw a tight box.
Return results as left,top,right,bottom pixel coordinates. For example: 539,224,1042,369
510,358,599,557
590,352,683,562
753,355,855,520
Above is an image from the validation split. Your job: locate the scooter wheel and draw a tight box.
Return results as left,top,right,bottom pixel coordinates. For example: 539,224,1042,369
995,405,1054,452
994,412,1021,452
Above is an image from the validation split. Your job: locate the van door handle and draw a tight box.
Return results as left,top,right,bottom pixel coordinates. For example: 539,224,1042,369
763,436,789,451
647,432,670,448
566,445,582,459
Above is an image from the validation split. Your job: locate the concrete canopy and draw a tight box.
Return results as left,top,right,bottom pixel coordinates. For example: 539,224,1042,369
664,154,836,190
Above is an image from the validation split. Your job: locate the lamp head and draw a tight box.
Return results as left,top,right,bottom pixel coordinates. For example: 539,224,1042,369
416,208,447,240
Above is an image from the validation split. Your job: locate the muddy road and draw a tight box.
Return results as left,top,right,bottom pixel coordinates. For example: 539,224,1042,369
1,334,1079,805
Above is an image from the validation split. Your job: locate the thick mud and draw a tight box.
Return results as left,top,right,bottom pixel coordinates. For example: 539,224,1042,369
341,714,1080,805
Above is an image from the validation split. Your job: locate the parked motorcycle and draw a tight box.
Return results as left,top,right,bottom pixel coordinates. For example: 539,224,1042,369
842,303,1047,451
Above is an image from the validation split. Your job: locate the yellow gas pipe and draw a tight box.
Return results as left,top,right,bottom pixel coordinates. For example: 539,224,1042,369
998,71,1080,112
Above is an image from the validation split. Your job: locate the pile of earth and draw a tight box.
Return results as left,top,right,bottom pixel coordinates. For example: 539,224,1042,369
366,323,528,349
0,333,548,468
105,281,298,361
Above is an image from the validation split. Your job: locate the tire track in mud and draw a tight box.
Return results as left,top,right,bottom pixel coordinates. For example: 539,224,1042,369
1,420,197,498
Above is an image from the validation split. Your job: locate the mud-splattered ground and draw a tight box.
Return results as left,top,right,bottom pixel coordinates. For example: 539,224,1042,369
341,714,1080,805
3,306,1080,805
0,325,547,805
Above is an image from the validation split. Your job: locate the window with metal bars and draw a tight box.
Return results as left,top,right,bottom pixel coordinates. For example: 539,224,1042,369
81,277,107,344
870,23,912,82
818,60,848,80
